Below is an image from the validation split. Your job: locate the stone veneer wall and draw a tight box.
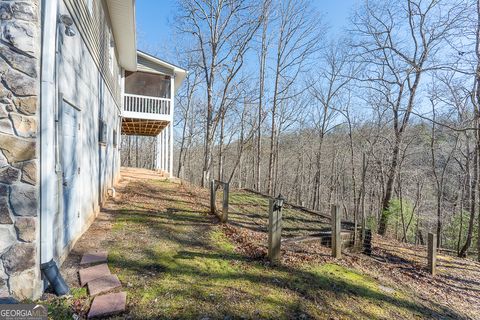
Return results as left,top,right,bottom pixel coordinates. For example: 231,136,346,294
0,0,41,300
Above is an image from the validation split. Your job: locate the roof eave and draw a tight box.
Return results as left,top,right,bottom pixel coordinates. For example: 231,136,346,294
137,50,188,93
137,50,186,72
107,0,137,71
173,70,187,94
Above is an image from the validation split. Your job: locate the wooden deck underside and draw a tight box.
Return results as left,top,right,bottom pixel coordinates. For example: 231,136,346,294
121,117,169,136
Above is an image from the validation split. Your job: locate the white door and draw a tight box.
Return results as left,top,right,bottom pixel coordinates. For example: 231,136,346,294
60,99,80,247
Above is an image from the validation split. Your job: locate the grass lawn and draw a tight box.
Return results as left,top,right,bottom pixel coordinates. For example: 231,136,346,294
41,174,466,319
227,190,330,238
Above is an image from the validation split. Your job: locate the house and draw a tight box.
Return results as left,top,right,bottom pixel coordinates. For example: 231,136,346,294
0,0,186,300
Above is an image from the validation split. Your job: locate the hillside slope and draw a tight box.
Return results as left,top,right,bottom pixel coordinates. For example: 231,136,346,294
41,168,478,319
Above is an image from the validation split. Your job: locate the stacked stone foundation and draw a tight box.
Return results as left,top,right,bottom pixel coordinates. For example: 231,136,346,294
0,0,42,300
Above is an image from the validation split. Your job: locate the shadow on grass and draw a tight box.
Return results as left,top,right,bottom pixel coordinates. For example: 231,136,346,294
438,263,480,273
436,273,480,294
108,215,463,318
228,220,267,232
107,208,213,226
109,244,464,320
105,182,467,319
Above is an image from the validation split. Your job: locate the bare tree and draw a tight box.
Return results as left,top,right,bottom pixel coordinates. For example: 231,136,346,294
309,41,356,210
352,0,467,235
255,0,272,192
178,0,265,187
266,0,323,194
162,0,480,261
177,65,201,178
460,0,480,257
429,94,459,247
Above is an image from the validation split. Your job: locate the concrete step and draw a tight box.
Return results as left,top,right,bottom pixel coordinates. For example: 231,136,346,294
80,251,108,265
79,263,111,286
87,274,121,296
87,291,126,319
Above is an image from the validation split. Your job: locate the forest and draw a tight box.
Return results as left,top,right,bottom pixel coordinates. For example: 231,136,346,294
121,0,480,259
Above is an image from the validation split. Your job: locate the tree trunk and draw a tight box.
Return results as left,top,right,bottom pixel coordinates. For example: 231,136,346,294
267,66,280,195
177,78,194,178
460,146,477,257
457,176,466,254
127,136,131,167
256,11,268,192
218,113,225,181
476,0,480,262
135,136,139,168
461,1,480,257
378,141,400,235
202,85,214,187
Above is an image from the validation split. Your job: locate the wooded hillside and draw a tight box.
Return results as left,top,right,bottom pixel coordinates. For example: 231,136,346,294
122,0,480,259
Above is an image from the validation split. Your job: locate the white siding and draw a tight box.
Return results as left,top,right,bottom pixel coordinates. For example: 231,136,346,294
50,0,121,261
137,55,175,76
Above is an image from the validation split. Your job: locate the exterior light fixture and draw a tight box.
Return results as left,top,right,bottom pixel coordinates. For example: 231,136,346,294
273,194,285,211
60,14,76,37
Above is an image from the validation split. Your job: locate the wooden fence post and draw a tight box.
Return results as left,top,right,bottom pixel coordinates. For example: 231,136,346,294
221,182,229,223
363,229,372,255
428,232,437,276
331,204,341,258
210,180,216,215
268,198,282,264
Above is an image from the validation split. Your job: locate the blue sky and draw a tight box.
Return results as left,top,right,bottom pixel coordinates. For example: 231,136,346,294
136,0,358,56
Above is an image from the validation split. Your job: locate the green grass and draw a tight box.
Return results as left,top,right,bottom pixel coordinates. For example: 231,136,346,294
42,179,455,319
109,218,435,319
229,190,329,238
39,287,89,320
105,184,441,319
230,192,269,206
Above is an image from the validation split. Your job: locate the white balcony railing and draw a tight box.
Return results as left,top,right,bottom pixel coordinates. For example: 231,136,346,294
123,93,172,120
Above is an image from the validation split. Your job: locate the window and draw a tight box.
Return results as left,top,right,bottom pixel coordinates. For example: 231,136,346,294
124,71,171,98
113,129,117,147
99,120,107,144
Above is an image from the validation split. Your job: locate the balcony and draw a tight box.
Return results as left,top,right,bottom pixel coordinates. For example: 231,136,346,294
121,94,171,136
121,68,174,136
120,51,187,176
123,93,172,121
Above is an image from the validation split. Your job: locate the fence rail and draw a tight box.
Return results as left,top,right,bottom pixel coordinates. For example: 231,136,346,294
124,93,171,115
242,188,371,255
243,188,331,220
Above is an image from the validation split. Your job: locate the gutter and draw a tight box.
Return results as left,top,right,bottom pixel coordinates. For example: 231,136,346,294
40,0,69,296
40,0,57,267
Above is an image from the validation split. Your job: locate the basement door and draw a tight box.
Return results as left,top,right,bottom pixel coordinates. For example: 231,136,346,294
60,99,80,247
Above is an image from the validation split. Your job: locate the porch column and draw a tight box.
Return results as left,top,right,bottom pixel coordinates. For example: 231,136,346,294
160,130,164,171
169,123,173,178
155,134,161,171
163,125,168,173
169,76,175,178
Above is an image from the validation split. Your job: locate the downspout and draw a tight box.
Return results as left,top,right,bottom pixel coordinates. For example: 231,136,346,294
40,0,69,296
